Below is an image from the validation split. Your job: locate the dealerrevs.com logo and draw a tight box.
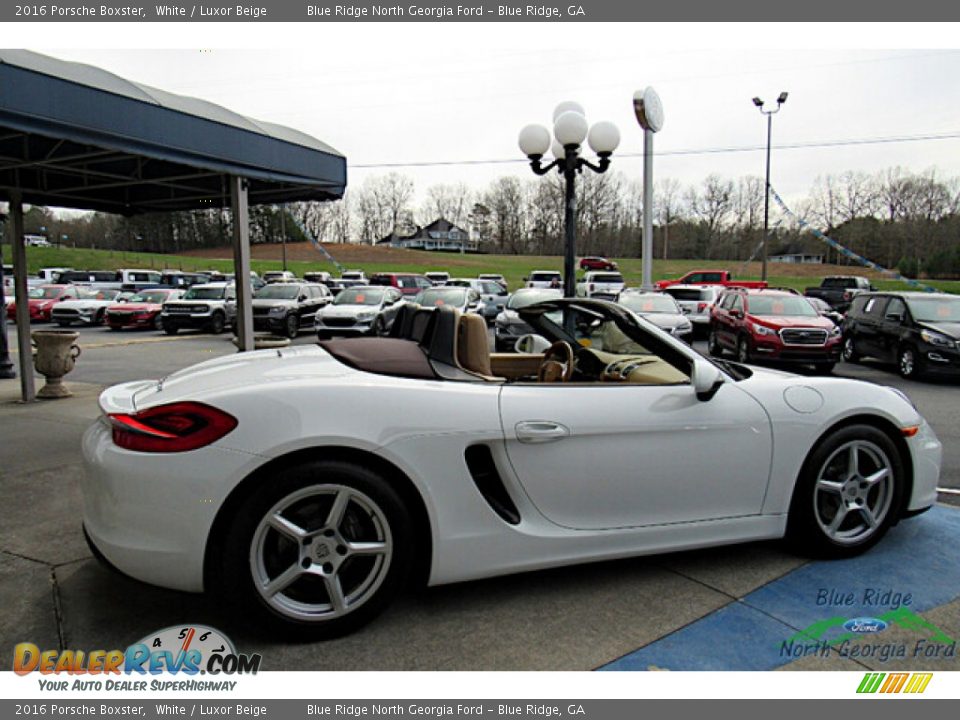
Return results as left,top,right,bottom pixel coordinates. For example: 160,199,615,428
13,625,262,691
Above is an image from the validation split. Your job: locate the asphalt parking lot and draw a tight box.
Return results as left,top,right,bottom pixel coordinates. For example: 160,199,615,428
1,323,958,671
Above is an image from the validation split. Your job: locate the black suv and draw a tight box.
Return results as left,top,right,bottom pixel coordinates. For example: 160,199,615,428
250,282,332,338
841,291,960,379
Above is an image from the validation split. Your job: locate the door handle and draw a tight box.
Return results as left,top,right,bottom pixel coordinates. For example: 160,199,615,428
515,421,570,444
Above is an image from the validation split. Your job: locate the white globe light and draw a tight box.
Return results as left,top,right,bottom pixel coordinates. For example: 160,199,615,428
588,121,621,154
551,140,566,159
518,124,551,157
554,111,588,147
633,86,664,133
552,101,585,122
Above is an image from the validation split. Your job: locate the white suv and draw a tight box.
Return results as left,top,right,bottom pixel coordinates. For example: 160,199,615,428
160,282,236,335
525,270,562,289
577,271,625,300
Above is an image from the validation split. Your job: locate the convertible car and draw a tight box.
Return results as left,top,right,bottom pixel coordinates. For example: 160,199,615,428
81,299,942,638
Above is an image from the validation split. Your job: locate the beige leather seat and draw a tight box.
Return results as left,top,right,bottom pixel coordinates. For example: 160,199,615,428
457,313,496,379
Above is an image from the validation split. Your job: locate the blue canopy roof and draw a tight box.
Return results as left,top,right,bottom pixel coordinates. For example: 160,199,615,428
0,50,346,214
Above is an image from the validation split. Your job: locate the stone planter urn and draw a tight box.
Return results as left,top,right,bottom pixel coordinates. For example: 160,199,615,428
31,330,81,399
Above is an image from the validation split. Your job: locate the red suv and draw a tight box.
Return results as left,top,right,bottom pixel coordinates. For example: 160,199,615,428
579,256,618,271
369,273,433,296
709,289,841,373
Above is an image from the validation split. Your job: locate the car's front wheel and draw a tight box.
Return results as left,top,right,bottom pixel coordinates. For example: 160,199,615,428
285,314,299,339
736,335,751,364
707,328,723,357
786,424,903,558
897,345,922,379
209,312,225,335
214,460,414,638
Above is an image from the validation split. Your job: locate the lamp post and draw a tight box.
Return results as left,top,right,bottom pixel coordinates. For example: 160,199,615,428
633,87,664,291
753,91,788,282
519,102,620,298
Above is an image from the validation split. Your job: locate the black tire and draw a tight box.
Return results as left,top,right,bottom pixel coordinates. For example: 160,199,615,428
212,460,415,639
897,344,923,379
57,321,72,328
95,309,105,326
109,325,121,332
163,322,178,336
370,316,386,337
737,335,751,364
841,335,860,363
785,424,904,558
285,314,299,339
707,327,724,357
154,314,164,332
209,312,225,335
815,362,836,375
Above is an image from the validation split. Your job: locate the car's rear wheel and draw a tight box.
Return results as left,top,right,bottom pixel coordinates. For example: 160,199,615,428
897,345,922,379
707,328,723,357
841,335,859,363
786,424,903,558
215,460,414,638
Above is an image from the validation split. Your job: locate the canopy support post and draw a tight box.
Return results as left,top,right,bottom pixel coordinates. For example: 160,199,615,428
9,192,35,401
230,176,254,352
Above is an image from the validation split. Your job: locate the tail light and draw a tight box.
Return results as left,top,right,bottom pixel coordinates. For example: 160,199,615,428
109,402,237,453
697,302,708,312
589,284,595,292
843,291,852,301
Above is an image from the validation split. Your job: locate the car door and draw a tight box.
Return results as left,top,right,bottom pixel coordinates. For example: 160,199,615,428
856,296,889,359
498,380,773,529
713,293,740,349
875,296,908,362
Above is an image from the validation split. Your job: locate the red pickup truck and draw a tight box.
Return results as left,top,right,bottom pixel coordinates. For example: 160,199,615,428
655,269,768,290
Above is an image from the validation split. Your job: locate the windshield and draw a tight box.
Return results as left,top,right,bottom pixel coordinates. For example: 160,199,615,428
184,286,226,300
590,273,623,284
335,288,384,306
508,289,562,309
748,295,818,317
129,291,171,304
29,287,63,299
907,296,960,323
255,285,300,300
665,288,707,301
419,288,468,307
822,277,857,288
620,294,679,314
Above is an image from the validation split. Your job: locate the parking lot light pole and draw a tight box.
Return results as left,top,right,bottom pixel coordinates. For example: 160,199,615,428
519,103,620,298
633,87,664,291
753,91,788,282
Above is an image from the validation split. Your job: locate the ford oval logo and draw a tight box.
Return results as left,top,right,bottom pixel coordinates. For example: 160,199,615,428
843,617,888,634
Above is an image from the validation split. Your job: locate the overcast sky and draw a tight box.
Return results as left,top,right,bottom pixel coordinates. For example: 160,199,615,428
36,32,960,213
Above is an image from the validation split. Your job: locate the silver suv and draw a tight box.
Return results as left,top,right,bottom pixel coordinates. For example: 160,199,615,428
160,282,236,335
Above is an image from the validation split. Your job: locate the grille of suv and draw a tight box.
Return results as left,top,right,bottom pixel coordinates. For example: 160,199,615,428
780,328,828,345
322,317,357,328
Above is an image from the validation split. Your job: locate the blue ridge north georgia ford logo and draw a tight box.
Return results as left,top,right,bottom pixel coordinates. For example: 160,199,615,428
843,617,889,634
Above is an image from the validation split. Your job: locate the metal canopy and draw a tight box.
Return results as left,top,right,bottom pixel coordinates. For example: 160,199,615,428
0,50,348,402
0,50,346,213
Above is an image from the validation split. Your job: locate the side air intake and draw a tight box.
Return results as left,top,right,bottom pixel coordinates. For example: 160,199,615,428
464,444,521,525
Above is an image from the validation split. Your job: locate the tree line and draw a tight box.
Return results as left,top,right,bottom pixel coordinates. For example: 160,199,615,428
12,165,960,278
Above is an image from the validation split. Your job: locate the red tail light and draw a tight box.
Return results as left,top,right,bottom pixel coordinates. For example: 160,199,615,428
843,291,852,301
109,402,238,453
589,284,595,292
697,302,708,312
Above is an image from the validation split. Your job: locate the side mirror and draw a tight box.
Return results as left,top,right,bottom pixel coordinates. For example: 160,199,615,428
514,334,552,354
885,312,903,323
692,359,724,401
729,309,742,319
299,295,307,302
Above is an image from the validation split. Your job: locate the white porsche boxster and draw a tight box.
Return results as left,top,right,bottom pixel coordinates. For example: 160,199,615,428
81,299,942,637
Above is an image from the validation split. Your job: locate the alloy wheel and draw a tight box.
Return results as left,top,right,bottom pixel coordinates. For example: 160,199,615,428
812,440,894,546
898,347,916,377
249,484,392,622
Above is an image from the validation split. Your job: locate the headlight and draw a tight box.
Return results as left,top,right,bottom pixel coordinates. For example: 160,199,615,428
920,329,955,348
829,325,841,336
356,311,376,321
79,307,95,315
751,322,776,336
268,306,286,316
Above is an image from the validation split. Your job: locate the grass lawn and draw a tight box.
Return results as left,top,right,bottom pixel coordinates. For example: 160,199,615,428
3,243,958,295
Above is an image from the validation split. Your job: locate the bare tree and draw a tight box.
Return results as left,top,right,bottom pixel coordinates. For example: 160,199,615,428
654,177,681,259
422,182,473,228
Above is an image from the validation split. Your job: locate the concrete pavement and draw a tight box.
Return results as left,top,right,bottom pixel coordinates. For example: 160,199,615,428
1,331,958,671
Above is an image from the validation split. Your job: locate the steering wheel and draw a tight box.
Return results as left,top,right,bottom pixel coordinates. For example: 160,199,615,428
538,340,575,383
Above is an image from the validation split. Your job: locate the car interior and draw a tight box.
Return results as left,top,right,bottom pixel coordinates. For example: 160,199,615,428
319,303,694,387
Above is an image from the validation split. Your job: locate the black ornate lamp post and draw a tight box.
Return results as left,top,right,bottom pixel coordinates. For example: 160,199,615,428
519,102,620,298
753,91,788,282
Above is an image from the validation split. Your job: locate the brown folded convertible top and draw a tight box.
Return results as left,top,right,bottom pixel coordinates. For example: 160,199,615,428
319,337,437,380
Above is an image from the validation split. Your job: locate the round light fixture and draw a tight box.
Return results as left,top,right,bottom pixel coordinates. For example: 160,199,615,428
588,121,621,154
518,124,551,157
554,111,589,147
552,100,586,122
633,87,664,133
